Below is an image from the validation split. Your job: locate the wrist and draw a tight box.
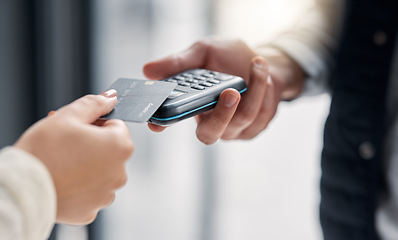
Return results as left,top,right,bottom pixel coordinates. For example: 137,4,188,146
255,47,306,100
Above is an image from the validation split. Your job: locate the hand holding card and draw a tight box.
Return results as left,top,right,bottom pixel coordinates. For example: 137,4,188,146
102,78,177,122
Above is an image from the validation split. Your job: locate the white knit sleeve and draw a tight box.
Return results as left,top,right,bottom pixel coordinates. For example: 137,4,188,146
0,147,56,240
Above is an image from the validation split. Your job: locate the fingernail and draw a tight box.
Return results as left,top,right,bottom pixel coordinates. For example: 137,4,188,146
100,89,117,98
223,93,238,108
47,111,56,117
254,57,266,69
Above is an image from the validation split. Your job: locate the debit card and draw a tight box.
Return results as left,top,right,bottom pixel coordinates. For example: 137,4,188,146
102,78,177,122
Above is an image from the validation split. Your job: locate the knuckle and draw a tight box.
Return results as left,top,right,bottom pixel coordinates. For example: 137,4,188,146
240,130,260,140
97,191,115,208
192,39,216,55
257,107,270,120
117,137,134,160
115,171,128,188
112,142,133,163
80,95,104,108
171,53,185,70
255,72,269,87
67,95,106,117
122,140,135,159
108,122,134,159
212,110,230,125
82,212,98,225
192,39,210,50
220,128,241,141
220,134,234,141
234,110,255,126
100,193,116,208
259,99,277,121
234,38,247,46
266,77,275,89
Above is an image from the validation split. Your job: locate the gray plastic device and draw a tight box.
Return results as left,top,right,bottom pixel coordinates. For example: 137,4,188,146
149,69,247,126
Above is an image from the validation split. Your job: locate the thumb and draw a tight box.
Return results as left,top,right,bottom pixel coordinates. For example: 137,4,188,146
56,89,118,124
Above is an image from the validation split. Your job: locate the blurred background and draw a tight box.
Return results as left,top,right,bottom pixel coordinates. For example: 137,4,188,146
0,0,330,239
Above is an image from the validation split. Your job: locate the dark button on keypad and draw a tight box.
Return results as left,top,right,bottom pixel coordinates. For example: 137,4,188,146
182,73,194,77
207,79,220,84
166,79,178,83
167,69,236,91
199,82,213,87
178,82,191,87
191,85,205,90
173,76,186,81
203,73,215,78
194,76,207,81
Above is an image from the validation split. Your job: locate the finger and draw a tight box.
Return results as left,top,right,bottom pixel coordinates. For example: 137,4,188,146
47,111,56,117
194,109,212,123
93,119,108,127
221,57,269,139
147,123,167,132
143,41,208,80
100,118,128,131
195,89,240,145
100,119,134,160
57,89,118,124
236,76,277,139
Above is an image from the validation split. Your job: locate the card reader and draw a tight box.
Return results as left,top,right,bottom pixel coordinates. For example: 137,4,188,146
149,69,247,126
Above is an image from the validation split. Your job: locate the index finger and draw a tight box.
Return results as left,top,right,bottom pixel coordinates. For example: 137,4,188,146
56,92,117,124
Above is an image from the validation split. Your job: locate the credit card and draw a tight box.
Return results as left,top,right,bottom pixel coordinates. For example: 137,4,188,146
102,78,177,122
